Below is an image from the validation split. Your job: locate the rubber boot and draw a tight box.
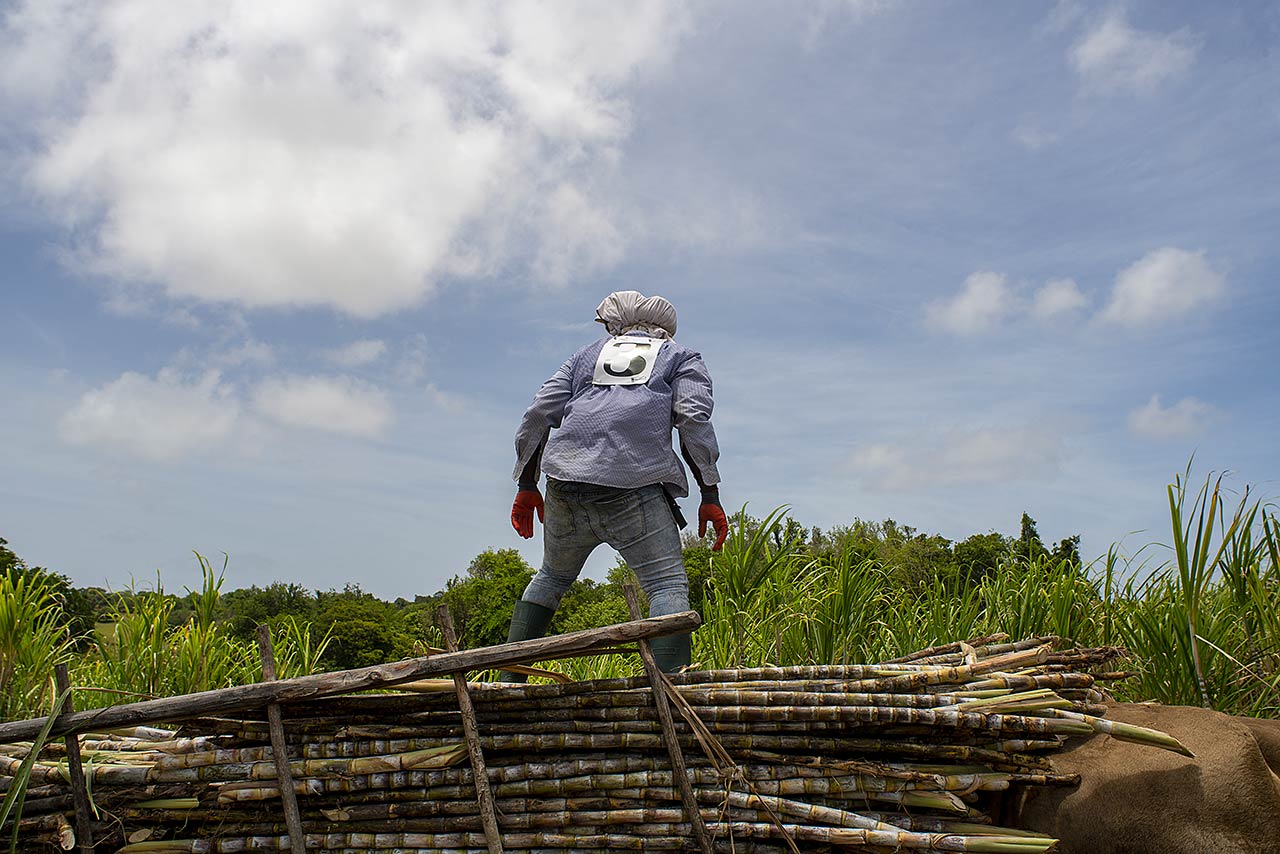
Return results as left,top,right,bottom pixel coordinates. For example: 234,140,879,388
649,632,692,674
498,600,556,682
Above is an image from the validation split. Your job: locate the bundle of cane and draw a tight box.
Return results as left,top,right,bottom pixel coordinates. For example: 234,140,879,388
2,637,1187,853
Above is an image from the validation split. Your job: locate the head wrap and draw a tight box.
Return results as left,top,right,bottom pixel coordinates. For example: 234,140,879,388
594,290,678,339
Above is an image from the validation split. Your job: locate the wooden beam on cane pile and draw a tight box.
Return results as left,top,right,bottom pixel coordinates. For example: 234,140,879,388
256,626,306,854
52,665,93,854
0,611,702,744
622,584,714,854
437,606,504,854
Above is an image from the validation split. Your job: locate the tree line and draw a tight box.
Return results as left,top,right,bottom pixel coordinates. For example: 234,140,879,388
1,511,1081,674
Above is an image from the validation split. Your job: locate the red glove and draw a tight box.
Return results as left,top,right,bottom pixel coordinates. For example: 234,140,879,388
698,501,729,551
511,490,544,539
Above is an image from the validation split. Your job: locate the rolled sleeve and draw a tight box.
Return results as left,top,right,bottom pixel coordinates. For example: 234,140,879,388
513,360,574,483
671,353,721,486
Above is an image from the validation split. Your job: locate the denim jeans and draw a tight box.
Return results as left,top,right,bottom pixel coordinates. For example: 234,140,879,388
521,480,688,617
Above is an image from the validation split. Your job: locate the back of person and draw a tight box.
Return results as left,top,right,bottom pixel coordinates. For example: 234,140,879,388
540,334,705,494
503,291,728,676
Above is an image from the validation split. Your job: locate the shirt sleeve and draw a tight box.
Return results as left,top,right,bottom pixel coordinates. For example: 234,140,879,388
671,351,721,487
512,357,575,483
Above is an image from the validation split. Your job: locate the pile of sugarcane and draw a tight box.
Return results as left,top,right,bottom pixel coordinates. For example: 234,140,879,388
2,636,1189,853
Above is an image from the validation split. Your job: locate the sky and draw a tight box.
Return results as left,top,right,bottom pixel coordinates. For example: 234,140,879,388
2,0,1277,599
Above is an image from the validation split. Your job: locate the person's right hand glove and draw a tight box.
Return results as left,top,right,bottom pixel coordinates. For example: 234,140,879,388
511,489,545,539
698,500,729,551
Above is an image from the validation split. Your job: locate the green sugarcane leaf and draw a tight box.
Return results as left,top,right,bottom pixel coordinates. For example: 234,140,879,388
1,691,67,852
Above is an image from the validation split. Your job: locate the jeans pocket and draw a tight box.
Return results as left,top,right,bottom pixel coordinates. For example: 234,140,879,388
596,489,649,547
544,489,577,538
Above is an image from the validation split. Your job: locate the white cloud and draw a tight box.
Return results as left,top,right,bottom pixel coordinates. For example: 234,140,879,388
1128,394,1218,440
426,383,468,415
2,1,686,316
924,271,1014,336
849,425,1065,492
1042,1,1085,35
1012,121,1059,151
395,334,429,386
59,369,239,461
1100,247,1224,326
532,184,625,286
325,339,387,368
215,339,275,367
251,374,392,437
1070,10,1197,95
1031,278,1088,321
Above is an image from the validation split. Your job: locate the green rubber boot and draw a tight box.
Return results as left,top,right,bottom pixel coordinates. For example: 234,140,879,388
498,600,556,683
649,632,692,674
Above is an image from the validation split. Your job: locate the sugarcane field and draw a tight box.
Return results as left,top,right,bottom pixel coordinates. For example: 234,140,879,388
3,2,1279,853
4,468,1280,854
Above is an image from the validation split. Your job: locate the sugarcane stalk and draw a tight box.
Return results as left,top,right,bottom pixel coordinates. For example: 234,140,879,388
0,611,703,745
12,637,1193,854
1042,709,1193,756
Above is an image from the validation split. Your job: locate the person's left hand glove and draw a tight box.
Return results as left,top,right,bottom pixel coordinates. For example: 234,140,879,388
511,489,545,539
698,499,729,551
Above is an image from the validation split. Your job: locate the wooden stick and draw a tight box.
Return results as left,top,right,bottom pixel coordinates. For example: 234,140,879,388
256,626,306,854
437,606,504,854
622,583,713,854
0,611,701,744
53,664,93,854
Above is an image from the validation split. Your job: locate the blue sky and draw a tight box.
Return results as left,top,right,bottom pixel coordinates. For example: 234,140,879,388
2,1,1277,598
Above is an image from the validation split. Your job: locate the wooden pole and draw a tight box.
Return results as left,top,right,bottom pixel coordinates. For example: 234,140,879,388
437,606,504,854
0,611,701,744
622,583,714,854
53,664,93,854
256,626,306,854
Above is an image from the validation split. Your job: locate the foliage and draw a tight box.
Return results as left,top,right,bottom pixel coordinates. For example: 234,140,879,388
431,549,536,649
0,564,76,720
0,537,97,646
313,586,416,670
688,470,1277,718
70,555,331,711
2,463,1275,722
222,582,317,639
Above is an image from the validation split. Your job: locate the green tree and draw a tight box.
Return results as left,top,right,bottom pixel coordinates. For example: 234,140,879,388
0,536,97,645
878,519,956,587
1014,513,1048,563
221,582,317,640
1051,534,1083,568
954,532,1010,585
434,549,535,649
314,585,415,670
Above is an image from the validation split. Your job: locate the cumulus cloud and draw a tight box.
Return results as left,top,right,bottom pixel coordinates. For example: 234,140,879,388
214,339,275,367
251,374,393,437
849,426,1065,492
1031,278,1088,321
394,334,429,386
59,369,239,461
532,184,625,285
1100,247,1224,326
801,0,899,45
1128,394,1218,440
1070,10,1197,95
426,383,468,415
1,1,686,316
325,339,387,368
924,271,1014,336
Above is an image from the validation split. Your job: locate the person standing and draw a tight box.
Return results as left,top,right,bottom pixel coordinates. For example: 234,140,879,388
506,290,728,675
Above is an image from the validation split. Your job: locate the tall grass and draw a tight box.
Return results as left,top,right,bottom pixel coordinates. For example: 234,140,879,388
2,471,1274,722
71,554,331,711
0,569,75,720
694,470,1278,717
